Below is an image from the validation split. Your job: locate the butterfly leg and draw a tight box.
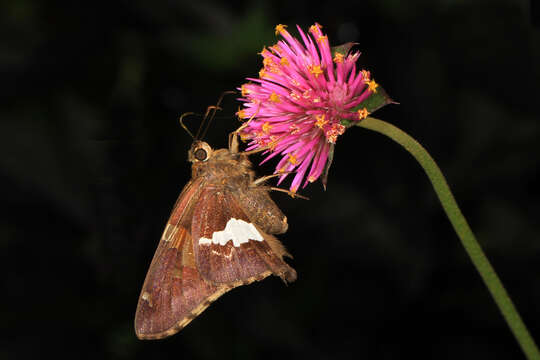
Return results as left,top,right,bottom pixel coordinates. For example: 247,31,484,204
229,127,272,155
268,187,309,200
228,121,252,153
228,130,240,153
229,103,264,153
251,173,309,199
251,172,296,186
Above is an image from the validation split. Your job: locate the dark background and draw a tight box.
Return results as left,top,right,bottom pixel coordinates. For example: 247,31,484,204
2,0,539,359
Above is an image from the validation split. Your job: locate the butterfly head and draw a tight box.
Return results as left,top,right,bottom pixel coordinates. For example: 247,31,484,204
189,141,213,163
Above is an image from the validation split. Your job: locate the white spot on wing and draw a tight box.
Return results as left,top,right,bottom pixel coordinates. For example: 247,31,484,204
199,218,263,247
141,291,153,307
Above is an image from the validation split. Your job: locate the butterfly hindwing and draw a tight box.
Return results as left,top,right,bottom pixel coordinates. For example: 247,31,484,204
191,187,296,284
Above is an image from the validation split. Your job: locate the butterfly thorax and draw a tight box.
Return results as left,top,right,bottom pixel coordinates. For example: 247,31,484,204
190,143,254,189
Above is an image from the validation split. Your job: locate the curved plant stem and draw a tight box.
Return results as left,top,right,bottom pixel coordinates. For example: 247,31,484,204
357,116,539,360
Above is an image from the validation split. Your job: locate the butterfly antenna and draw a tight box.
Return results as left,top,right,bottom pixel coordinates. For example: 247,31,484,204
198,90,237,140
179,112,195,139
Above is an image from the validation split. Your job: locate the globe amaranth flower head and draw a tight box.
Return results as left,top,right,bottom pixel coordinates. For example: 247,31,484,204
237,23,379,193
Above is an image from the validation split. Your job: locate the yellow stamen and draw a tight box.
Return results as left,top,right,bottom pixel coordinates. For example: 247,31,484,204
288,154,297,165
308,176,317,183
269,92,281,103
263,57,273,67
366,79,378,93
317,35,327,43
333,53,344,64
325,124,346,144
357,107,369,120
259,46,268,56
236,109,246,119
315,114,327,128
361,70,371,81
275,24,287,35
309,23,323,34
309,65,323,78
262,121,272,134
240,132,249,141
268,136,278,151
290,91,300,100
259,68,266,78
267,63,280,74
280,57,289,66
241,84,250,97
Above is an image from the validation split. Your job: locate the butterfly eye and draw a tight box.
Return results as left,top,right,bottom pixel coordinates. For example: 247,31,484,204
189,141,212,163
194,148,208,161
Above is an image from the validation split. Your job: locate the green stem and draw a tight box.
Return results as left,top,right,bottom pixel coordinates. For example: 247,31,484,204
357,116,539,360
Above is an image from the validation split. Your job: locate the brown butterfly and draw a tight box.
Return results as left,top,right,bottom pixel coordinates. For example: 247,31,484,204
134,107,297,340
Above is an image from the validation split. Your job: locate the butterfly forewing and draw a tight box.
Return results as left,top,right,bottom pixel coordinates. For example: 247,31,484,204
135,227,230,339
135,177,231,339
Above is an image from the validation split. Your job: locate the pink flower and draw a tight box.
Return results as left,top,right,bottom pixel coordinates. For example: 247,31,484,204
237,23,378,193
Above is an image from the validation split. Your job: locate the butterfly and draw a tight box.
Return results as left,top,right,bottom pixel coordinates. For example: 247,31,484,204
134,112,297,340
